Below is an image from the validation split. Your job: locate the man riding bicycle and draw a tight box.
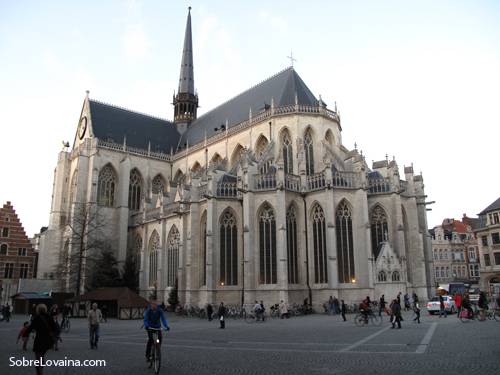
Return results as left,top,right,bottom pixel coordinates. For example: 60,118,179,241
359,299,371,323
144,301,169,361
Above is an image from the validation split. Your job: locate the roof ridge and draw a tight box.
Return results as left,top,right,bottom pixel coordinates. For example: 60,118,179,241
194,66,293,124
89,99,172,123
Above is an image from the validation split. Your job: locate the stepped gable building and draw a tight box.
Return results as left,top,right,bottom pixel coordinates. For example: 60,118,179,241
0,202,37,304
38,8,433,307
429,217,480,286
474,197,500,296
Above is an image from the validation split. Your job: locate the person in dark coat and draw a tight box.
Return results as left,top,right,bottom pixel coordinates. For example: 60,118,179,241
218,302,226,329
206,303,213,321
340,300,347,322
26,304,58,375
379,295,386,317
391,299,402,329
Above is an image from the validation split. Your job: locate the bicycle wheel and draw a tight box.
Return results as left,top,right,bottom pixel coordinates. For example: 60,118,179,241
494,310,500,322
370,314,382,326
154,343,161,374
459,309,471,323
354,314,365,327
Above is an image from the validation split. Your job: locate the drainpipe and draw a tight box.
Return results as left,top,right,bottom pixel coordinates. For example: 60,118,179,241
301,193,312,306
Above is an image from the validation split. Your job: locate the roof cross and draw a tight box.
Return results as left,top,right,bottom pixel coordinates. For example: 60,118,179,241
287,51,297,67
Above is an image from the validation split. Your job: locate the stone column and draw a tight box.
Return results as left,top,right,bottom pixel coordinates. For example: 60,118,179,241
205,177,217,304
117,157,131,262
275,166,288,301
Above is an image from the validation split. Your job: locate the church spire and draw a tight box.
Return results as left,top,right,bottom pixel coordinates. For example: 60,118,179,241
174,6,198,125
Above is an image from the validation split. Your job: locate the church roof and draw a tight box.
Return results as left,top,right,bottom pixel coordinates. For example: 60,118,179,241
479,197,500,215
89,100,180,153
180,67,318,147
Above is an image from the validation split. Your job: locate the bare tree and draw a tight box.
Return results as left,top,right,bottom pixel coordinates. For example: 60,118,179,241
54,202,112,296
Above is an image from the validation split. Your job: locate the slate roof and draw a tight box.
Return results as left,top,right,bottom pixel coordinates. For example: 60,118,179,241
479,197,500,215
180,67,318,147
69,287,148,308
89,100,180,154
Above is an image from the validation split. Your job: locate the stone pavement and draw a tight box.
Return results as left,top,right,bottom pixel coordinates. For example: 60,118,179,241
1,310,499,374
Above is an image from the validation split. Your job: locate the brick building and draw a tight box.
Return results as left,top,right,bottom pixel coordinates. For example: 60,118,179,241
0,201,37,304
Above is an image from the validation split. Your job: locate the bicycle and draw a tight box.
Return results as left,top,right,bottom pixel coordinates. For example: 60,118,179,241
147,327,167,374
459,307,479,323
60,316,71,333
242,308,265,323
354,311,382,327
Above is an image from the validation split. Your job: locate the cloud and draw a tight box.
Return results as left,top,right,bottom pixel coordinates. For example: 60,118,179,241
258,10,288,34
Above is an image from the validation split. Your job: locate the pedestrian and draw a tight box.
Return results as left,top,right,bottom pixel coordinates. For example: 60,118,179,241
412,292,419,304
159,301,166,311
88,302,103,349
454,293,462,317
478,291,489,321
328,296,334,315
340,300,347,322
404,293,411,311
396,292,402,305
413,302,421,324
379,294,386,317
218,302,226,329
391,299,402,329
439,294,447,318
260,300,266,321
3,303,11,322
333,296,340,314
17,321,30,350
206,303,213,321
279,300,289,319
26,304,59,375
101,305,108,322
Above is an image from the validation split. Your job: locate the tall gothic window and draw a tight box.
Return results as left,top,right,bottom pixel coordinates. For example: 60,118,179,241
97,164,116,207
312,204,328,283
128,169,142,211
132,234,142,269
69,170,78,204
304,128,314,176
378,270,387,282
336,201,355,283
219,209,238,286
148,231,160,287
167,226,180,287
230,145,244,171
255,135,271,174
152,175,165,195
286,205,299,284
370,205,388,259
392,271,400,282
200,211,207,286
259,204,277,284
281,129,293,174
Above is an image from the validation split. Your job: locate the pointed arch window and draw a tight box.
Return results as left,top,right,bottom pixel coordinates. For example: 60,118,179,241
392,271,400,282
281,130,293,174
378,270,387,282
259,204,277,284
132,234,142,269
128,169,143,211
97,165,116,207
286,205,299,284
148,231,160,287
255,136,271,174
167,226,180,287
312,204,328,283
200,212,207,286
304,129,314,175
152,175,165,195
336,201,355,283
370,205,388,259
219,209,238,286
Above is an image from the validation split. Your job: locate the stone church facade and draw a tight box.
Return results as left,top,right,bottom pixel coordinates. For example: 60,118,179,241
39,9,433,308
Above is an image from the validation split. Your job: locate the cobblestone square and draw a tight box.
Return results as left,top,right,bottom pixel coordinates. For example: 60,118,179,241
1,311,500,374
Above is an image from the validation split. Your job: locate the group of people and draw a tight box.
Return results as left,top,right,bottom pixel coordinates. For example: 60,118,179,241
451,290,496,320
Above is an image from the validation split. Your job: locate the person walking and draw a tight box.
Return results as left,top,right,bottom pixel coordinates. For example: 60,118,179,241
439,294,447,318
478,291,489,321
340,300,347,322
17,321,30,351
333,297,340,314
3,303,11,322
391,299,402,329
379,294,386,317
404,293,411,311
206,303,213,321
413,302,421,324
26,304,59,375
218,302,226,329
279,300,289,319
328,296,334,315
454,293,462,318
88,303,103,349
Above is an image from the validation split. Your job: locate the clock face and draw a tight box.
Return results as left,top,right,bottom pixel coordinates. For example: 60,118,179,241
78,116,87,139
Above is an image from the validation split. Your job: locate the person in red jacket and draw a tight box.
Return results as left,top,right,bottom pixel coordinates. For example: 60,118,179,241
454,293,462,317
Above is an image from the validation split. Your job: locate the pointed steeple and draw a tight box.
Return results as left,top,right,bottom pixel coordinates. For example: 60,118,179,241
178,6,194,94
174,6,198,126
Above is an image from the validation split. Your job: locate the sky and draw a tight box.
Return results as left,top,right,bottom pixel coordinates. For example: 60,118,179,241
1,0,499,237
